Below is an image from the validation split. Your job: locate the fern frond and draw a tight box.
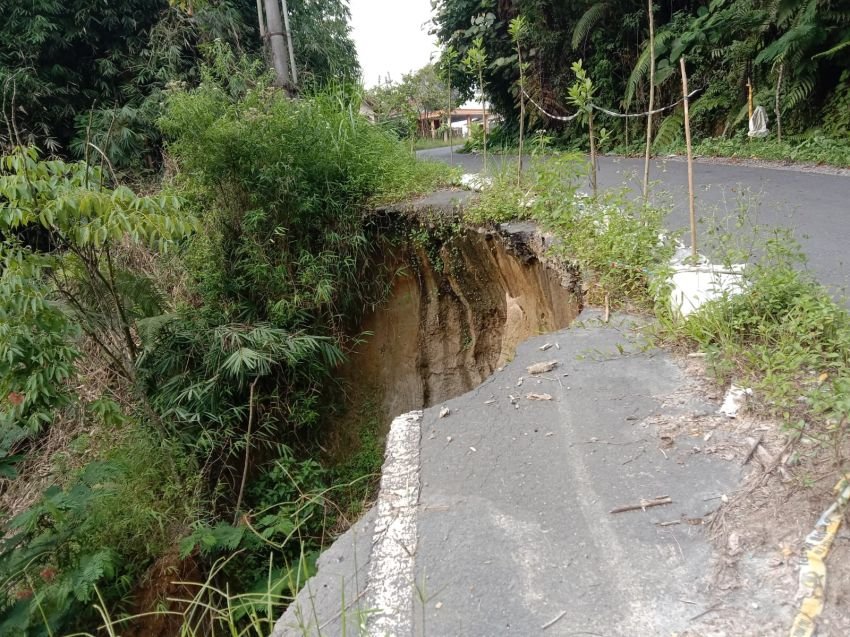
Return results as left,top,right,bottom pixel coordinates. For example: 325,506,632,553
572,3,611,50
813,34,850,59
624,31,674,108
784,78,816,109
755,24,822,64
653,109,684,150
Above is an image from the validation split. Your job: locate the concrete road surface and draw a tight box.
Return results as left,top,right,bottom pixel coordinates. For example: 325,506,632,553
419,146,850,296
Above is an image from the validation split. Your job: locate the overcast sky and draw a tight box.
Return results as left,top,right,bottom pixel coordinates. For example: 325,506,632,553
349,0,440,87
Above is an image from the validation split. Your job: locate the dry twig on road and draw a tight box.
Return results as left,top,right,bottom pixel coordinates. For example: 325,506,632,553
610,496,672,514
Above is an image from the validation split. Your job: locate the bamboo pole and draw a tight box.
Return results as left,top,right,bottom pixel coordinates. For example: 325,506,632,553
517,47,525,181
589,109,598,198
775,63,784,144
642,0,656,203
680,56,697,259
746,76,753,145
747,77,754,121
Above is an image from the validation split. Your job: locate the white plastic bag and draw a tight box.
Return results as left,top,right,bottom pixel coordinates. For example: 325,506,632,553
748,105,769,138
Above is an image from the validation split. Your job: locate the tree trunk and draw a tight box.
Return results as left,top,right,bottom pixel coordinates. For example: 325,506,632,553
262,0,291,90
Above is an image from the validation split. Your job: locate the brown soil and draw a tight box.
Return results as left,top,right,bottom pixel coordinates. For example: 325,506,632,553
343,228,582,426
123,548,204,637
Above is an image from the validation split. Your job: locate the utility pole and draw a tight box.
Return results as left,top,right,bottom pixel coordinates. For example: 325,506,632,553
281,0,298,87
256,0,265,37
262,0,292,90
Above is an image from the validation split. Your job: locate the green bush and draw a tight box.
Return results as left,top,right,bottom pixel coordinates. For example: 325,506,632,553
160,59,447,327
677,261,850,411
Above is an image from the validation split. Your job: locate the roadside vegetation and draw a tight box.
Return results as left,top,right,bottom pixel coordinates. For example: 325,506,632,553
430,1,850,167
675,134,850,168
0,3,449,632
662,216,850,464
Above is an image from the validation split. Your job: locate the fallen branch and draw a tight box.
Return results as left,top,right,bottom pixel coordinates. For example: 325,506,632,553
610,496,672,514
656,519,681,527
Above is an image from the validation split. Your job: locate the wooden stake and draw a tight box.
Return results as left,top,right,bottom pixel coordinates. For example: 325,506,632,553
680,56,697,259
642,0,656,203
588,108,598,198
775,63,784,144
747,77,754,122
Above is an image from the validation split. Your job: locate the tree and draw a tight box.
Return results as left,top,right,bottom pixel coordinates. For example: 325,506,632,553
509,16,530,180
0,1,255,160
367,65,460,142
440,47,461,161
0,0,361,164
567,60,598,196
0,147,195,384
286,0,359,85
464,37,489,171
434,0,850,144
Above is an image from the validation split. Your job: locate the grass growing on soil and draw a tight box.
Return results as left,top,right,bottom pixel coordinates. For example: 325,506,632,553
467,152,675,307
683,134,850,169
657,214,850,465
608,132,850,169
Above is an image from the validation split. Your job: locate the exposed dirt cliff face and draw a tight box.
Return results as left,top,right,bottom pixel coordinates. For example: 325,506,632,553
346,227,582,423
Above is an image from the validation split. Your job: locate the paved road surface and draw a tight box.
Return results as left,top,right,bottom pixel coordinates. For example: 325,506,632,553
273,313,779,636
419,146,850,296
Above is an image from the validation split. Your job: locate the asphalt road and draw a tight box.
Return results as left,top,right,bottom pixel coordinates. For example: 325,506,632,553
274,312,768,636
419,146,850,296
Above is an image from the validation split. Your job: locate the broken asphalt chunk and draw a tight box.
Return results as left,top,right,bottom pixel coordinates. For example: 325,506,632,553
527,360,559,375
